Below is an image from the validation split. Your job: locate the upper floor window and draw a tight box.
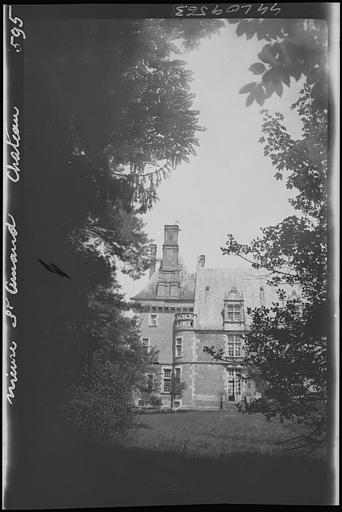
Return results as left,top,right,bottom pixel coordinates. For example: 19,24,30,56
227,335,243,357
174,367,181,382
227,303,242,322
142,338,151,353
149,313,158,327
157,282,179,297
175,337,183,357
224,287,244,324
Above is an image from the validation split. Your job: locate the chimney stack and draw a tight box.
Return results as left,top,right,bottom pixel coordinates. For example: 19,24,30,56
149,244,157,278
198,254,205,268
161,225,179,271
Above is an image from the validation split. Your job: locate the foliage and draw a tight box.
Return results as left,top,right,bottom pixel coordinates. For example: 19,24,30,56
206,84,328,450
66,285,158,441
137,363,163,408
20,18,222,446
171,376,186,408
228,19,328,108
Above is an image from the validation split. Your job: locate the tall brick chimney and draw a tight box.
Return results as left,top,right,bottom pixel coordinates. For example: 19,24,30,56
161,225,179,271
148,244,157,278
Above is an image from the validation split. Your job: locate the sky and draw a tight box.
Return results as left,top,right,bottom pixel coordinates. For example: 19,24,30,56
119,22,305,301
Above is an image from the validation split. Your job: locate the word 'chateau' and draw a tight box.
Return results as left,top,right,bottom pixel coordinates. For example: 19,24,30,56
131,224,299,409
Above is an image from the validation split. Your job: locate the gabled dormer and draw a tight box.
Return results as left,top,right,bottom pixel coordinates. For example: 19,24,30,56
222,286,245,330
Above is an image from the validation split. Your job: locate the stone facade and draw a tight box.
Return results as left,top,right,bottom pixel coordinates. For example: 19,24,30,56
131,224,298,410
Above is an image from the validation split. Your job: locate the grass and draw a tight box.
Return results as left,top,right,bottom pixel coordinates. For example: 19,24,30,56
6,410,332,508
117,409,327,459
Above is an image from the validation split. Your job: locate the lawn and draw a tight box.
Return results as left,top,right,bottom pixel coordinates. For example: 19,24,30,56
117,409,326,459
7,410,332,508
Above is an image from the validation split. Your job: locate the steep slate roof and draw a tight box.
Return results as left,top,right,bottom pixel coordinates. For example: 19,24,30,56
131,255,195,302
194,267,300,330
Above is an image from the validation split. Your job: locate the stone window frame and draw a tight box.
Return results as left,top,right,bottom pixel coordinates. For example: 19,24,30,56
227,366,243,396
174,366,182,381
142,337,151,353
227,303,243,322
149,313,158,327
175,336,183,358
162,366,172,394
226,334,243,357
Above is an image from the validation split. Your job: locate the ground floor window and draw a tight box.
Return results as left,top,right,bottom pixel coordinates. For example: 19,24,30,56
227,368,243,401
146,373,154,391
174,367,181,382
163,368,172,393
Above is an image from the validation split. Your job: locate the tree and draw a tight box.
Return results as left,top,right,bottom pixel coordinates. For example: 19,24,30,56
170,376,186,410
228,18,328,109
18,17,223,453
66,285,159,441
206,83,328,452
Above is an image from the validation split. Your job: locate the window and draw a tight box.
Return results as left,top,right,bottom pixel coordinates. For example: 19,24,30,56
227,335,243,357
149,313,158,327
227,368,242,400
157,284,165,297
157,282,179,297
227,303,242,322
175,337,183,357
163,368,172,393
174,367,181,382
142,338,151,352
146,373,154,391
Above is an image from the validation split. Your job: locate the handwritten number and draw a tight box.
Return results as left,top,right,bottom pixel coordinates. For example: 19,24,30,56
173,3,281,18
187,6,197,16
11,27,26,40
270,3,281,15
239,4,253,15
174,5,186,16
8,8,23,27
257,3,269,15
10,37,21,52
8,6,26,52
226,5,240,14
212,5,223,15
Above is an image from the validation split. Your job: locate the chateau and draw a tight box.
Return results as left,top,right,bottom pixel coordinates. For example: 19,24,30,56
132,224,297,410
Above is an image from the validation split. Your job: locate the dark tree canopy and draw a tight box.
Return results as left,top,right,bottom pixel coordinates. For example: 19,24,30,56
18,18,222,449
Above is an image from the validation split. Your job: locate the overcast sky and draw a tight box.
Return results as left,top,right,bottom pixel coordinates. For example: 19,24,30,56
119,22,304,300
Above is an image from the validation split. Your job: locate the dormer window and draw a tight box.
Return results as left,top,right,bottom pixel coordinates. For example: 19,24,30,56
223,287,244,324
227,304,242,322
